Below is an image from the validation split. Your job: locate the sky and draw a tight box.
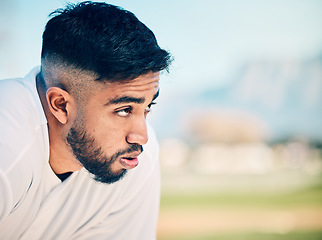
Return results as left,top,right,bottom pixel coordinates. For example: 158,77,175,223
1,0,322,91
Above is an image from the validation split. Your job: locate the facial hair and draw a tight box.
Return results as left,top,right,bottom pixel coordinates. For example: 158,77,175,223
66,127,143,184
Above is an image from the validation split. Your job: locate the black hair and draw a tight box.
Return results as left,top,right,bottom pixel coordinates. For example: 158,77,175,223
41,1,171,81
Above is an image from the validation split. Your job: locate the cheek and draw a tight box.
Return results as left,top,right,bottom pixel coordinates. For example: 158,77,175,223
86,113,128,148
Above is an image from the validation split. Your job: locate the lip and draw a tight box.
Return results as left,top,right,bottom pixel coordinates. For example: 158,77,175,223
119,151,141,170
120,157,139,169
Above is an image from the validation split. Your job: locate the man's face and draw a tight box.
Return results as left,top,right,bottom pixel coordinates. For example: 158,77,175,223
66,72,160,184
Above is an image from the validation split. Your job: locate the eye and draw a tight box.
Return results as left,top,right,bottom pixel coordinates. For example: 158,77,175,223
145,102,156,114
115,107,132,117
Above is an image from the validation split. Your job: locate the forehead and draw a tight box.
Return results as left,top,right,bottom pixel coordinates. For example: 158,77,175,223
87,72,160,104
108,72,159,92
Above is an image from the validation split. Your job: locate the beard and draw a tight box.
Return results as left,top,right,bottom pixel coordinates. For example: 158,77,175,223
66,126,143,184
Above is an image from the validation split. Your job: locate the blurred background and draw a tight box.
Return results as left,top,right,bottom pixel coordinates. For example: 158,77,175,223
1,0,322,239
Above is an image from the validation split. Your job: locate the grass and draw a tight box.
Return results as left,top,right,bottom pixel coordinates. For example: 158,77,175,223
160,176,322,210
158,174,322,240
160,230,322,240
160,189,322,210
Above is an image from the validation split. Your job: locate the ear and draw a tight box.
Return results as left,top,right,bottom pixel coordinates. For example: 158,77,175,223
46,87,74,125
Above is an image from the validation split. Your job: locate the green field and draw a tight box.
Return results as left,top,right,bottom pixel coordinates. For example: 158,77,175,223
161,230,322,240
160,182,322,210
157,174,322,240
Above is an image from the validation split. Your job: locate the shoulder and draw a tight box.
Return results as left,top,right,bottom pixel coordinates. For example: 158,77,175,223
0,75,44,168
0,76,43,130
0,69,48,218
0,67,42,123
0,68,47,166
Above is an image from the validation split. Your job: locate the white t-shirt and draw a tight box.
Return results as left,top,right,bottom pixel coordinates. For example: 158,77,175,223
0,67,160,240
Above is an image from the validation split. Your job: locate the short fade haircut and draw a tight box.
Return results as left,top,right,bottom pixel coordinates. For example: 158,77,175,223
41,1,171,82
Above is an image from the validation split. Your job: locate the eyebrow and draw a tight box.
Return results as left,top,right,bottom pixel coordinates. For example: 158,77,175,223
106,90,159,106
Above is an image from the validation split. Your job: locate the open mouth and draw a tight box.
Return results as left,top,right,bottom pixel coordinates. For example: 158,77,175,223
120,157,139,169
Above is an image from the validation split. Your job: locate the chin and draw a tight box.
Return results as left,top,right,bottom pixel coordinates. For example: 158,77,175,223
91,169,128,184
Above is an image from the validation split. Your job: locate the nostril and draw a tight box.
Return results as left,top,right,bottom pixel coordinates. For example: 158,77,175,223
126,133,148,145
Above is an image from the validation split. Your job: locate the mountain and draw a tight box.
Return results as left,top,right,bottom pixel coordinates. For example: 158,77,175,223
152,55,322,143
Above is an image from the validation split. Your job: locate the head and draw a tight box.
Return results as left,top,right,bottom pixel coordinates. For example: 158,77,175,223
39,1,171,184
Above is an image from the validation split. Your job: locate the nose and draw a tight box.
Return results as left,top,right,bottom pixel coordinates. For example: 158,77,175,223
126,118,149,146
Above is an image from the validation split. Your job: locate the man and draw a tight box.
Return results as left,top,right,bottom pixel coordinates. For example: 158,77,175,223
0,2,171,239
